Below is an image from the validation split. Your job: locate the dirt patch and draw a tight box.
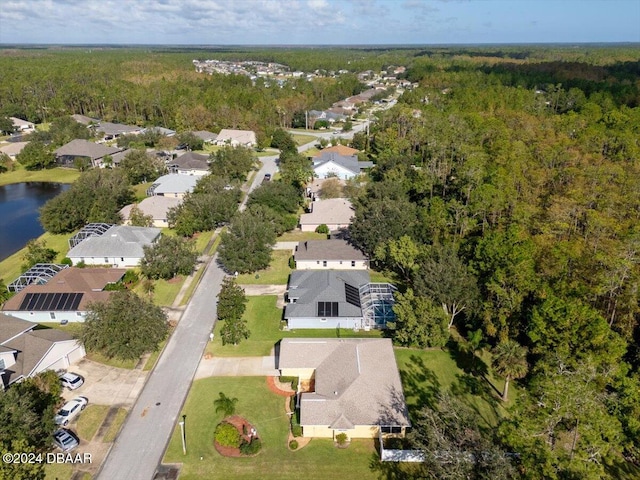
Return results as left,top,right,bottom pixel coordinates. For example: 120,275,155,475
167,275,183,284
214,416,259,458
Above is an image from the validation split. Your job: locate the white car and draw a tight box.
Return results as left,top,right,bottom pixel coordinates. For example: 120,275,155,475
53,429,79,452
54,397,88,426
59,372,84,390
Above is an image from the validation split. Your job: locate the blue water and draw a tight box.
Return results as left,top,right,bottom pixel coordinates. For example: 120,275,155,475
0,182,71,262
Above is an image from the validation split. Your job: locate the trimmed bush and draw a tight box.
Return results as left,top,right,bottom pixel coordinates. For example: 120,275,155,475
288,256,295,269
315,224,329,234
289,439,299,450
61,257,72,266
240,438,262,455
335,433,348,446
214,422,241,448
292,424,303,438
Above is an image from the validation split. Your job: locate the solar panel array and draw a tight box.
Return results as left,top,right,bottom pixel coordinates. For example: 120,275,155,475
317,301,339,317
344,283,362,307
18,292,83,311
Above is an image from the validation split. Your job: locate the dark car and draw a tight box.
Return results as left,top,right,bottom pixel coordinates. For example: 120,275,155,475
262,173,272,184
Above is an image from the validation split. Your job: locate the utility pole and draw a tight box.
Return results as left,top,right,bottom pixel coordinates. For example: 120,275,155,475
305,110,308,131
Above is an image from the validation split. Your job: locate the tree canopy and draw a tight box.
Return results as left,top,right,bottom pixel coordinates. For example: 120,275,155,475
140,235,198,280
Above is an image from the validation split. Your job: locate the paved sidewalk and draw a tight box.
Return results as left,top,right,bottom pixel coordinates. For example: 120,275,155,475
195,356,279,379
274,241,299,251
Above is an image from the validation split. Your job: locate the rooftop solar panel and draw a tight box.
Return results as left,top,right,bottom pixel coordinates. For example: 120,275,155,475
15,292,84,311
344,283,361,307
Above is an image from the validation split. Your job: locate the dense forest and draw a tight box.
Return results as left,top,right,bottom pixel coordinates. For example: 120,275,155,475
1,44,640,478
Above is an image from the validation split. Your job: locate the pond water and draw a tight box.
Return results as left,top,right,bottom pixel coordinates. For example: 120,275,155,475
0,182,71,262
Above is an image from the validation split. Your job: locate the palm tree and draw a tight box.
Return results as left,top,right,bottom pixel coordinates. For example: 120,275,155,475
214,392,238,417
491,340,528,402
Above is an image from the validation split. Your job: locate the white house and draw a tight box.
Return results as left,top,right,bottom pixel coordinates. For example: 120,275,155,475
146,174,199,198
2,267,126,324
167,151,210,176
294,240,368,270
0,313,86,387
67,225,161,268
312,152,373,180
215,129,257,147
10,117,35,133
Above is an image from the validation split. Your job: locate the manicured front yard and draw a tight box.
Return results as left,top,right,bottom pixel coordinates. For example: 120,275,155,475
0,166,80,187
276,231,327,242
291,133,318,146
164,376,377,480
235,250,292,285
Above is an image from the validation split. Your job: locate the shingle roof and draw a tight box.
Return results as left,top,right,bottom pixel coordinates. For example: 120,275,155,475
295,240,367,262
279,338,411,429
2,268,125,312
299,198,354,227
70,114,99,125
168,151,209,171
0,141,28,157
96,122,141,136
192,131,218,142
120,196,182,222
216,129,257,145
284,270,370,319
0,313,35,343
150,174,199,195
66,225,160,259
314,145,359,157
54,139,122,160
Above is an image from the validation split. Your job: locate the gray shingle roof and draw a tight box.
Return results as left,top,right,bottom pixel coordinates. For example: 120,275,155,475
96,122,141,136
67,225,160,259
299,198,354,227
295,240,367,262
0,313,35,344
54,139,122,160
192,131,218,142
168,152,209,171
285,270,370,319
120,196,182,221
313,152,373,175
279,338,411,429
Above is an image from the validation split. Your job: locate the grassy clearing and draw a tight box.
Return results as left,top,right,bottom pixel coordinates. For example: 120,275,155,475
76,404,110,441
143,276,185,307
235,250,292,285
0,232,72,284
369,269,396,284
276,231,327,242
291,133,318,146
0,165,80,187
132,181,153,201
164,376,377,480
102,408,128,443
206,296,382,358
193,230,214,253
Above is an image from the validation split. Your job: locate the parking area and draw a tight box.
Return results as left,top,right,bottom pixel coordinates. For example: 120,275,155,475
60,358,148,407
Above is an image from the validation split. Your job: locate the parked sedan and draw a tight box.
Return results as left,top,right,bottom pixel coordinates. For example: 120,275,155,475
59,372,84,390
53,429,79,452
54,396,88,426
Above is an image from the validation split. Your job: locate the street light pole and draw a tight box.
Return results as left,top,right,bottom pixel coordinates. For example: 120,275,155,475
179,415,187,455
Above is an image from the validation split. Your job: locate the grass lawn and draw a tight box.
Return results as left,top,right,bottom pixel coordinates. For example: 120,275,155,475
0,231,72,284
44,462,74,480
0,166,80,187
291,133,318,146
302,147,321,157
276,231,327,242
164,377,378,480
85,351,138,369
394,347,508,428
369,268,396,284
102,408,128,443
235,250,292,285
193,230,215,253
76,404,110,441
132,181,153,201
206,296,382,358
141,276,185,307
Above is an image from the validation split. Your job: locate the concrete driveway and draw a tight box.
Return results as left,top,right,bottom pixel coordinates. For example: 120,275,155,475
61,358,147,407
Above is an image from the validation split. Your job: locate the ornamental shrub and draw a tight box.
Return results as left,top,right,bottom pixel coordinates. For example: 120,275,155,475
292,424,303,438
215,422,241,448
240,438,262,455
335,433,348,446
315,224,329,234
289,439,298,450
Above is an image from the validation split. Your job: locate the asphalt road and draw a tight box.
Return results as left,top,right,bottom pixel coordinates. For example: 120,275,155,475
97,156,275,480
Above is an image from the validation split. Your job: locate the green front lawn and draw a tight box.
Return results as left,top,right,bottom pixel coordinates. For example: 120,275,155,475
276,231,327,242
291,134,318,146
76,404,110,441
207,296,382,357
164,376,377,480
102,408,128,443
235,250,292,285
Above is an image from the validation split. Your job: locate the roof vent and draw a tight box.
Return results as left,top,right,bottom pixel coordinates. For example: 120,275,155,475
334,391,338,396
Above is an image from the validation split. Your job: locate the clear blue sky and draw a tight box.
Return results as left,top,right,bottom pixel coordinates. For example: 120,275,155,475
1,0,639,45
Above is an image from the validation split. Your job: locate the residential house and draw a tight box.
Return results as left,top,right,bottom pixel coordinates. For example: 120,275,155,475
0,141,28,159
299,198,354,232
2,267,125,324
294,240,368,270
120,196,182,228
312,151,373,180
215,129,257,147
95,122,142,141
279,338,410,439
142,126,176,137
0,313,86,387
70,114,99,125
54,139,123,168
308,110,347,124
192,131,218,144
167,151,210,175
66,225,161,267
146,174,199,198
285,270,397,330
316,145,359,157
10,117,35,133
